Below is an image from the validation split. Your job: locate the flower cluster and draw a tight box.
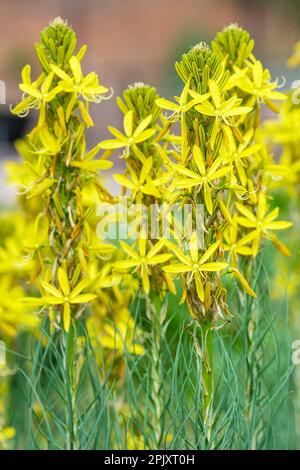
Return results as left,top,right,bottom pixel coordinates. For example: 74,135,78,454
105,25,292,324
10,18,118,334
8,23,147,407
99,83,176,299
261,41,300,307
160,25,291,322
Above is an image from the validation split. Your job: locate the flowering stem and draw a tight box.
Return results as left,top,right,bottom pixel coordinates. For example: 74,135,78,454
146,293,166,448
64,330,75,450
10,19,112,448
200,320,214,444
242,257,262,449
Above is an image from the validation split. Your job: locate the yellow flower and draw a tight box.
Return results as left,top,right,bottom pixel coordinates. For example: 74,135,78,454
97,308,144,355
11,65,50,119
114,156,163,200
234,60,286,110
125,431,145,450
99,110,156,156
70,144,113,173
89,263,121,291
172,144,232,214
0,426,15,447
0,277,38,337
17,70,63,126
163,238,228,302
24,267,97,332
155,79,210,120
222,129,261,186
236,193,292,256
156,80,211,161
113,237,171,294
197,80,252,120
287,41,300,68
195,79,253,149
223,215,255,266
30,125,64,157
51,55,110,102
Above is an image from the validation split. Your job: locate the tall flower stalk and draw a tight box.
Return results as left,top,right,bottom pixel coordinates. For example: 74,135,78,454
211,25,293,446
156,26,292,444
100,83,176,447
261,40,300,444
11,18,113,449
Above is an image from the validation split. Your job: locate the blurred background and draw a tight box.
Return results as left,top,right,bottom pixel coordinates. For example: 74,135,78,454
1,0,300,204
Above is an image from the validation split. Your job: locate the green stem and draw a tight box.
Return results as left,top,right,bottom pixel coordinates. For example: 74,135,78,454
200,321,214,444
63,328,77,450
242,257,262,449
245,307,258,449
146,293,166,448
181,117,188,162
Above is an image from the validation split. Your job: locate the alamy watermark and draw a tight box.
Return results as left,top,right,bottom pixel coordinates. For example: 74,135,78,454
292,340,300,365
0,340,6,366
96,198,205,249
0,80,6,104
291,80,300,104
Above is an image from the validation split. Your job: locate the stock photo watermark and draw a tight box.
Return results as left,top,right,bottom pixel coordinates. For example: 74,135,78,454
292,340,300,365
96,198,205,248
291,80,300,105
0,340,6,366
0,80,6,104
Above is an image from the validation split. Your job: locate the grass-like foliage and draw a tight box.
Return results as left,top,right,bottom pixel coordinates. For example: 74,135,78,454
5,252,296,449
